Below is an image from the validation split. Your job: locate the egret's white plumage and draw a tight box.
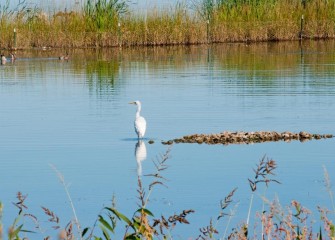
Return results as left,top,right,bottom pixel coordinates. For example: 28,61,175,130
129,100,146,139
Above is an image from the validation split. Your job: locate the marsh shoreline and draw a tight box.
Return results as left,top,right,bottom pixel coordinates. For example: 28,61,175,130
1,0,335,50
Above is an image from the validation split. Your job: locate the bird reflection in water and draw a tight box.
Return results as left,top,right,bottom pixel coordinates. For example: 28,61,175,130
135,140,147,176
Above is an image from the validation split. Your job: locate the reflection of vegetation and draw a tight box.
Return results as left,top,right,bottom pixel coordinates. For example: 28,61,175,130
86,60,120,95
3,41,335,91
116,40,335,84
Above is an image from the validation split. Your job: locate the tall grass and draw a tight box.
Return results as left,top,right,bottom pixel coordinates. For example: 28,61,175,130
1,0,335,49
84,0,128,31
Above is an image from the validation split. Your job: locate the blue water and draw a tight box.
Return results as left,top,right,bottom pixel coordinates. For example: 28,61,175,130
0,42,334,239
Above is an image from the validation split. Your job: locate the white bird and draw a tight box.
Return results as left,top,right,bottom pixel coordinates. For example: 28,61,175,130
129,100,146,139
1,54,7,65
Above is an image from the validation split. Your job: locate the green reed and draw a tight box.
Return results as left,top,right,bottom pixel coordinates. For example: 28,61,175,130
84,0,128,32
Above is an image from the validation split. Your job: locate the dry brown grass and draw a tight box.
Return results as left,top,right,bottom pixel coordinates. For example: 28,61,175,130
1,0,335,49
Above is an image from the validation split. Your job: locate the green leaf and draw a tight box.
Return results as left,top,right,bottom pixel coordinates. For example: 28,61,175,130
330,223,335,237
100,225,111,240
105,207,132,225
82,227,90,237
136,208,154,217
98,215,114,233
132,219,140,230
12,224,23,237
20,229,36,233
125,234,140,240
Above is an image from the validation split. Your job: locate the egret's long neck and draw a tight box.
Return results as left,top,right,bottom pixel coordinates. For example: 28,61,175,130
136,104,141,118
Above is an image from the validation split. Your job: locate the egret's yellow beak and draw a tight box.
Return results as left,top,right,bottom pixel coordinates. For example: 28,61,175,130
129,101,136,104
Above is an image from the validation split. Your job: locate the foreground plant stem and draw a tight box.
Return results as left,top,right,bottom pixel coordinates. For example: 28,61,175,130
50,164,82,240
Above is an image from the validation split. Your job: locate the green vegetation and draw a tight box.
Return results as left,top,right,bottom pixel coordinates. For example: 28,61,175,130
84,0,128,31
1,149,335,239
1,0,335,49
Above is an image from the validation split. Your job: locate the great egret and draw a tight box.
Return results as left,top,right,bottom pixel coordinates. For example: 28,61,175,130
129,100,146,139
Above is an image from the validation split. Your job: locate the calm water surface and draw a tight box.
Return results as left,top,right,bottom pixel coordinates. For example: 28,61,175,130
0,41,335,238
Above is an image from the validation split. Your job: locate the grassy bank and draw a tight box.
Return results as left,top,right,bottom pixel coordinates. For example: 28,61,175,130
1,0,335,49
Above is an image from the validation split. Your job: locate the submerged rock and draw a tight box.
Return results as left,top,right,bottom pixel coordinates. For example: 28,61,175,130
161,131,333,145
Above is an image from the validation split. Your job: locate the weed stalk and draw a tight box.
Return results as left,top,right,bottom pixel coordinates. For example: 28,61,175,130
50,164,82,240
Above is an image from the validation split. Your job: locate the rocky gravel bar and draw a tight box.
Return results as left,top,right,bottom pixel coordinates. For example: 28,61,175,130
162,131,333,145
